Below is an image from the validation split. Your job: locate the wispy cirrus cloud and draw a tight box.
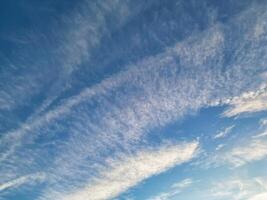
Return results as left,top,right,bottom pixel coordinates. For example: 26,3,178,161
214,125,235,139
148,178,193,200
226,140,267,167
253,131,267,138
0,173,45,193
209,177,267,200
42,142,198,200
260,118,267,127
199,139,267,169
222,86,267,117
57,0,133,74
0,23,223,200
0,23,225,169
249,193,267,200
252,118,267,138
0,0,133,127
3,4,267,164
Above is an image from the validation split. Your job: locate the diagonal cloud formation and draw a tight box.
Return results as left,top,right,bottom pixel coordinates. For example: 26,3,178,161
197,138,267,169
148,178,194,200
45,142,198,200
0,173,45,193
223,86,267,117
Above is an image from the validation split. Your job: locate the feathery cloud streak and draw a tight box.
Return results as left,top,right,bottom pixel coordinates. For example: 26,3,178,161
198,138,267,169
214,125,235,139
223,86,267,117
209,177,267,200
48,142,198,200
148,178,193,200
0,173,45,193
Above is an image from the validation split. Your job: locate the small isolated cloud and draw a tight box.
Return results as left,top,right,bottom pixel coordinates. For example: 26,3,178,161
148,178,193,200
215,144,225,151
260,118,267,127
171,178,193,189
57,142,198,200
214,125,235,139
223,87,267,117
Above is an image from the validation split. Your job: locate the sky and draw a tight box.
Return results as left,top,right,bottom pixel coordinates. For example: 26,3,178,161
0,0,267,200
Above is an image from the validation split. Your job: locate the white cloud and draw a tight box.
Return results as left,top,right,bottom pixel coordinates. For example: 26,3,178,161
59,0,132,74
196,138,267,169
171,178,193,189
50,142,198,200
249,193,267,200
2,14,263,167
0,173,45,192
0,24,226,175
215,144,225,151
226,140,267,167
222,86,267,117
260,118,267,127
210,179,249,199
0,1,132,113
209,177,267,200
148,178,193,200
252,7,267,40
253,131,267,138
214,125,235,139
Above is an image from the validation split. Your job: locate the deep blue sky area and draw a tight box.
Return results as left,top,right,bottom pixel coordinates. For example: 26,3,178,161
0,1,267,200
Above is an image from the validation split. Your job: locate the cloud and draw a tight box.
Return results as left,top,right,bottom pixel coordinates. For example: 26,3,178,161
171,178,193,189
58,0,132,74
33,25,228,198
260,118,267,127
210,179,250,199
209,177,267,200
226,140,267,167
253,131,267,138
222,86,267,117
0,24,226,173
47,142,198,200
214,125,235,139
3,7,266,165
148,178,193,200
215,144,225,151
208,139,267,168
148,176,267,200
0,0,132,112
0,173,45,192
196,138,267,169
249,193,267,200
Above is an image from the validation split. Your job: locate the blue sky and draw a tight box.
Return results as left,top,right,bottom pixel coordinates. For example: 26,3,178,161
1,0,267,200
